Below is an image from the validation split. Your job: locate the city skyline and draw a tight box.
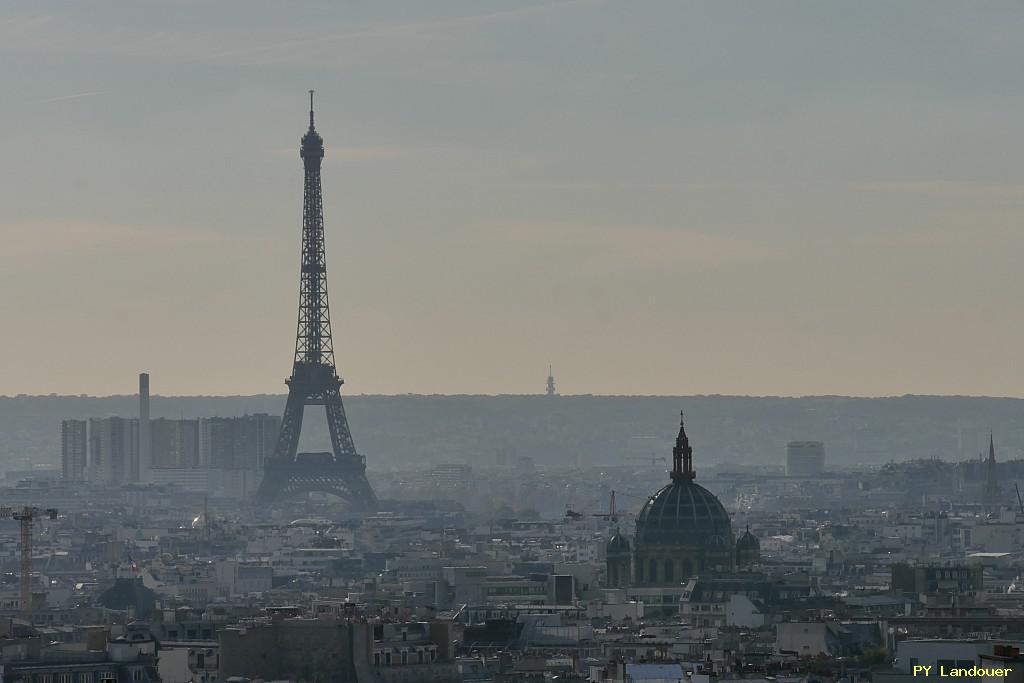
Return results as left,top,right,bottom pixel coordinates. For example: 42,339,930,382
3,2,1024,397
2,5,1024,677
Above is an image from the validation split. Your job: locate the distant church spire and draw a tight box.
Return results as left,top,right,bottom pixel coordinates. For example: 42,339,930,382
546,365,556,396
986,431,1000,501
672,411,695,481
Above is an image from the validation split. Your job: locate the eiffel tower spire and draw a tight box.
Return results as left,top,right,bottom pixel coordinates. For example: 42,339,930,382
295,88,333,370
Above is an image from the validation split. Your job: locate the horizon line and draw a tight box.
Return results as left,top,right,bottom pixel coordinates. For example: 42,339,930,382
5,391,1024,401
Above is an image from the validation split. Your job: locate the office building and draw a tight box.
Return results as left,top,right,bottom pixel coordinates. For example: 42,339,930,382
786,441,825,477
61,419,87,483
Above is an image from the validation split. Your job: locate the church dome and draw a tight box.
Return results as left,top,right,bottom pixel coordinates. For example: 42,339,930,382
635,480,732,546
633,412,733,549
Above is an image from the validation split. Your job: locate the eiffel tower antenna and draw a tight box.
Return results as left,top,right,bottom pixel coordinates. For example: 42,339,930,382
256,93,378,509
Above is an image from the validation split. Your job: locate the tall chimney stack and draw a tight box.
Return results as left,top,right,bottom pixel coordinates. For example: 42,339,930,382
139,373,151,483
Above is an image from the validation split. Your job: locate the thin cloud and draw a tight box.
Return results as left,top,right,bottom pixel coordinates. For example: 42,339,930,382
1,1,603,66
850,201,1024,251
0,221,225,261
0,13,64,51
203,0,602,64
477,221,780,266
29,90,105,106
854,180,1024,201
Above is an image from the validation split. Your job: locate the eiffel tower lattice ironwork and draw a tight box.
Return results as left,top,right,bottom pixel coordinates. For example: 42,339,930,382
256,92,378,509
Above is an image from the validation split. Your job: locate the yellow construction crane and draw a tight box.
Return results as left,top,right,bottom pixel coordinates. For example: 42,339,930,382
0,506,58,620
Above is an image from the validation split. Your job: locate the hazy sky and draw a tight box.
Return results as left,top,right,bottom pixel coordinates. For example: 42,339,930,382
2,1,1024,397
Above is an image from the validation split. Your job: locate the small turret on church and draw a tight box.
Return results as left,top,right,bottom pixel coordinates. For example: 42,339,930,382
606,530,631,588
735,525,760,569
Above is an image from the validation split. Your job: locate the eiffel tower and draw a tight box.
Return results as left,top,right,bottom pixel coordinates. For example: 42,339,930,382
256,92,378,509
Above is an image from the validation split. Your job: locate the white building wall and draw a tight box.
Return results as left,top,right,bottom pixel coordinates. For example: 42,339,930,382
726,594,764,628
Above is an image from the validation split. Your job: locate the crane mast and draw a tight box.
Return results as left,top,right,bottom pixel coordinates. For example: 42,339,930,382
0,506,58,620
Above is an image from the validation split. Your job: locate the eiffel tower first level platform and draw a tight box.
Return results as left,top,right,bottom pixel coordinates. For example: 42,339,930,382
255,92,378,510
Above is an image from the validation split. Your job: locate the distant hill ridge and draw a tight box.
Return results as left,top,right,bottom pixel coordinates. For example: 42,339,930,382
2,394,1022,470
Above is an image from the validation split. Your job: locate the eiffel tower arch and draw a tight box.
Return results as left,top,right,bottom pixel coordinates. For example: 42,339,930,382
255,92,378,510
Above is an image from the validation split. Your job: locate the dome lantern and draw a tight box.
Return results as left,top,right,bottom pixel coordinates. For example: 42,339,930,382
672,411,696,482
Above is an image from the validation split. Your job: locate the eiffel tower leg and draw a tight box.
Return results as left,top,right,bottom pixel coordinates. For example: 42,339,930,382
323,390,377,508
326,462,378,510
324,386,357,457
257,389,304,503
274,388,306,461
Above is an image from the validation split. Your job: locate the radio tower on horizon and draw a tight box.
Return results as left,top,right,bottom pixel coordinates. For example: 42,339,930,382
546,364,557,397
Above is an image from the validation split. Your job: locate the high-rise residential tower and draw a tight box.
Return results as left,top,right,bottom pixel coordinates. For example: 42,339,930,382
88,417,139,485
61,419,87,482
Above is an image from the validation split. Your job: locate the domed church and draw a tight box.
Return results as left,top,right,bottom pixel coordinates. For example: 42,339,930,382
607,413,751,588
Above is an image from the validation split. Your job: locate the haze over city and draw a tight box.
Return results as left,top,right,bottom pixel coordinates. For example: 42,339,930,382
3,1,1024,397
6,3,1024,681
